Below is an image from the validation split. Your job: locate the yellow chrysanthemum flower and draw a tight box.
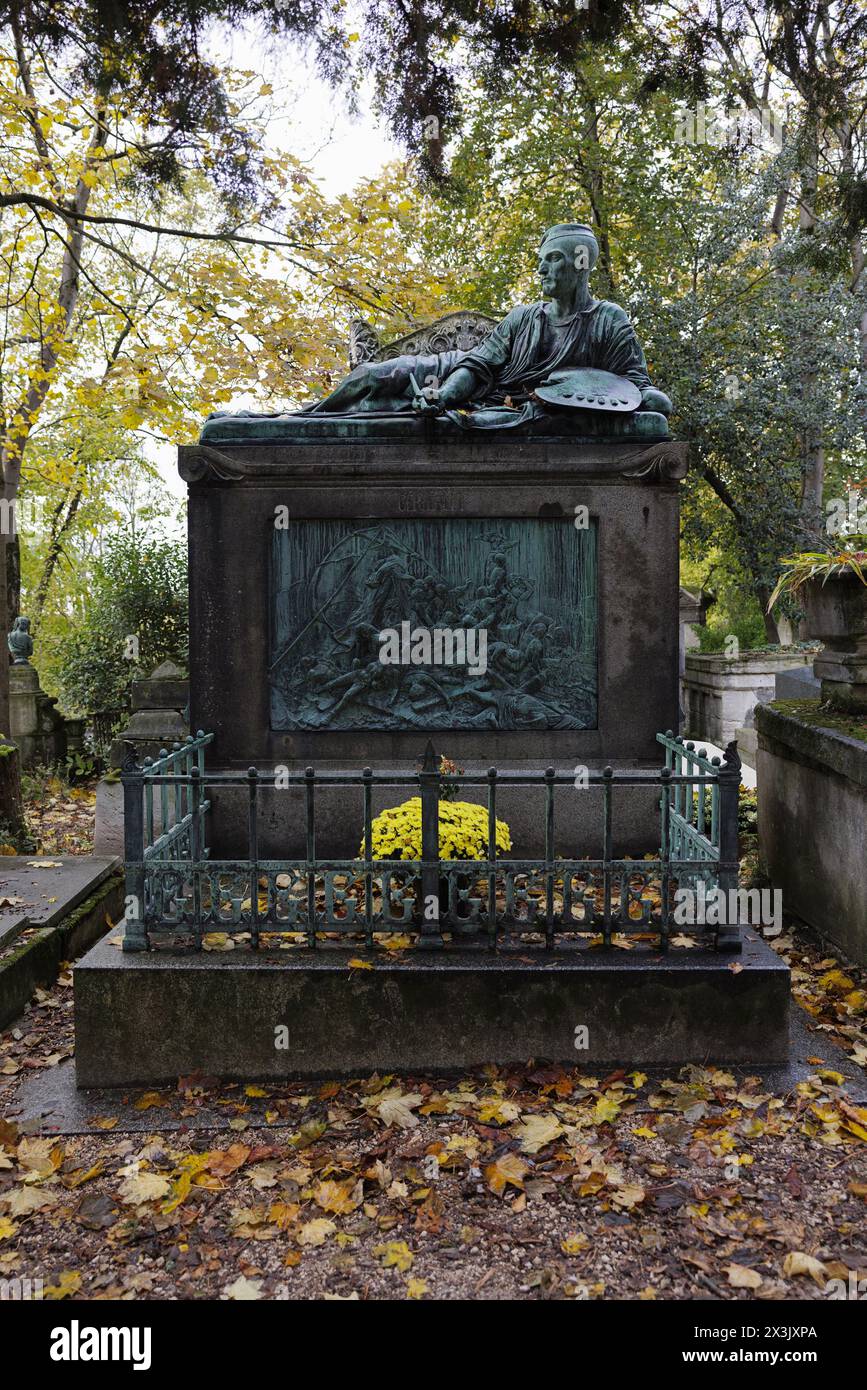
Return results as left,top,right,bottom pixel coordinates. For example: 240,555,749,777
359,797,511,861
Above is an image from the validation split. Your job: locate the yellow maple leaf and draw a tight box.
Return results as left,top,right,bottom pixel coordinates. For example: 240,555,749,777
593,1095,621,1125
610,1182,646,1210
44,1271,82,1300
820,969,855,995
133,1090,168,1111
513,1113,563,1153
118,1170,171,1205
1,1185,56,1217
298,1218,336,1246
374,1240,413,1271
484,1152,529,1196
478,1097,521,1125
17,1137,63,1176
561,1232,589,1254
269,1201,301,1230
314,1179,363,1215
161,1171,192,1214
782,1251,827,1285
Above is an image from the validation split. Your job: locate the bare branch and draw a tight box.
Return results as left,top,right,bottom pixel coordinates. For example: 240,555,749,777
0,192,305,251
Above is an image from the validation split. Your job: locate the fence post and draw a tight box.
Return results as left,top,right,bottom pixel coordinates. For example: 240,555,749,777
121,741,147,952
419,740,444,948
659,764,671,951
715,740,742,953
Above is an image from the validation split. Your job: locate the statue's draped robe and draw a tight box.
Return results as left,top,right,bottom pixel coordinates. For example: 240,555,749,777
302,300,655,428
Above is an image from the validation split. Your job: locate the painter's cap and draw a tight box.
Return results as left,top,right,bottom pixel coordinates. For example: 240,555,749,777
539,222,600,271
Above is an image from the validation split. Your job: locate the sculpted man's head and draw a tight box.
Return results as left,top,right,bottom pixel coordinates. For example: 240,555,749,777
538,222,599,299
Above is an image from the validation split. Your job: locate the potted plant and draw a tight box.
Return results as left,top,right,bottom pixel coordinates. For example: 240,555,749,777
768,537,867,712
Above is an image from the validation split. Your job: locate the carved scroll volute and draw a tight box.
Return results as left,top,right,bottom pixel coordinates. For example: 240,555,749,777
177,445,248,484
349,319,380,368
620,441,690,481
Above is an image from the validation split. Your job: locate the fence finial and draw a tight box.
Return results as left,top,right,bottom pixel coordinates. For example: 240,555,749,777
422,739,437,772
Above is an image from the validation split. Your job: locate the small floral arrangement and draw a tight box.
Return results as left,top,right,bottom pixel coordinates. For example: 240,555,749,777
768,536,867,610
360,797,512,861
436,754,464,801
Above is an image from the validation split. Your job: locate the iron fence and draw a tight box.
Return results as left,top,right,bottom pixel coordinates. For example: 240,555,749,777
122,730,742,954
87,707,128,761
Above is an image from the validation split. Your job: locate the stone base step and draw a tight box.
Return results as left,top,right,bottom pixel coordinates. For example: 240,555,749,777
74,934,790,1086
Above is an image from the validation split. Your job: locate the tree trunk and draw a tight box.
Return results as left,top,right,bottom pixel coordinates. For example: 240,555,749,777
797,117,825,541
0,525,24,842
758,583,781,644
31,486,82,632
701,460,782,642
6,533,20,628
574,73,617,299
0,537,9,745
0,78,103,842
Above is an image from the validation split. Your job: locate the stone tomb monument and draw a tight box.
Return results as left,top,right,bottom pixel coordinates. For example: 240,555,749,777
186,223,683,858
74,223,789,1084
184,422,684,858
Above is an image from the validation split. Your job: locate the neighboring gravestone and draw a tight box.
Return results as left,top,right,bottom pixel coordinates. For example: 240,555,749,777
678,586,708,722
7,617,68,768
109,660,189,768
95,661,190,856
682,647,819,747
775,664,821,700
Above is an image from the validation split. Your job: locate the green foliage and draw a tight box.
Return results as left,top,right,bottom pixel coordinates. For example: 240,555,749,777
427,754,465,802
63,748,99,783
0,818,35,854
738,785,758,842
54,533,188,716
682,552,769,653
415,46,863,632
6,0,634,182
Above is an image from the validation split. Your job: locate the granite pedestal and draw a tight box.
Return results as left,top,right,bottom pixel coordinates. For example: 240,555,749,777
74,932,790,1086
181,419,686,857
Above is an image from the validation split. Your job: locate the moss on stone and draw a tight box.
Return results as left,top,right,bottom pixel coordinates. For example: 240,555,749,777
769,698,867,746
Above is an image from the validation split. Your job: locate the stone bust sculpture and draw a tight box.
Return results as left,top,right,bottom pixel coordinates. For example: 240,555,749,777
301,222,671,430
7,615,33,665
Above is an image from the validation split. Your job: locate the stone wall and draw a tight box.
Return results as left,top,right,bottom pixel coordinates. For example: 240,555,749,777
756,704,867,967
